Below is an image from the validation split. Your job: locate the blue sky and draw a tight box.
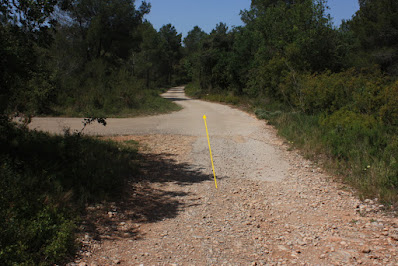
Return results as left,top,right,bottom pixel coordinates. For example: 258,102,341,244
144,0,360,38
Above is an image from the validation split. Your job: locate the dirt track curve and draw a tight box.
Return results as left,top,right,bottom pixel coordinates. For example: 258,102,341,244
32,87,398,265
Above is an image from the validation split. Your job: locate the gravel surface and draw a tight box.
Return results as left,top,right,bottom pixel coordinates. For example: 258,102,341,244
29,87,260,137
33,87,398,265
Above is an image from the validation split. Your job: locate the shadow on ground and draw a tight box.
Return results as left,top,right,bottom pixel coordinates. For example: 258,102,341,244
162,97,191,102
81,151,218,242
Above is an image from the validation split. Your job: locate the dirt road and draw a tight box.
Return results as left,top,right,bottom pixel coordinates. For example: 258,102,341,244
33,87,398,265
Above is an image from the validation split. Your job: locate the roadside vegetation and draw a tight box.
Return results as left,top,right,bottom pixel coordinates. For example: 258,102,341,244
1,0,183,264
0,118,139,264
183,0,398,206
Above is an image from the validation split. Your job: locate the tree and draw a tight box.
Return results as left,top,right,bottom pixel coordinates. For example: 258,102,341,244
237,0,342,99
348,0,398,74
183,26,208,82
133,21,163,88
48,0,158,114
1,0,58,32
194,23,234,91
184,26,207,54
158,24,183,85
64,0,150,62
228,26,259,94
0,0,59,117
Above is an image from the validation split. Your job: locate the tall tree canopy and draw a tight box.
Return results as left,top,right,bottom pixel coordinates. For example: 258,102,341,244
348,0,398,74
0,0,186,118
158,24,183,84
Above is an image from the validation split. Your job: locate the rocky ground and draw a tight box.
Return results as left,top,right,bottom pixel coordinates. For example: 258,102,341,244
35,87,396,265
70,132,398,265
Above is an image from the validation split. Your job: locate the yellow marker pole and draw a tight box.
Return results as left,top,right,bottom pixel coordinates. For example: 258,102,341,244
203,115,218,189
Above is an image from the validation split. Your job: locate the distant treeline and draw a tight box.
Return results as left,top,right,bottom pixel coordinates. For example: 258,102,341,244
184,0,398,107
183,0,398,204
0,0,185,117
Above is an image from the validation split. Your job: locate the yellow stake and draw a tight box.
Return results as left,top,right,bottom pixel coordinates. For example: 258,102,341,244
203,115,218,189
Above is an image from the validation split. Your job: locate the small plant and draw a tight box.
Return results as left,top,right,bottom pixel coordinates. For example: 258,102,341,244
124,139,139,145
78,117,107,135
255,109,283,121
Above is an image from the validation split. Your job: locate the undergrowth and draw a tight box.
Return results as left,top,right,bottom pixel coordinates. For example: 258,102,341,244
185,84,243,106
0,118,138,265
52,89,182,118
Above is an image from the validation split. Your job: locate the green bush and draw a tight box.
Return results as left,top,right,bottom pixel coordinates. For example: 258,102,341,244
184,83,202,98
255,109,283,121
320,108,379,131
246,56,290,99
0,120,138,265
298,68,387,115
380,81,398,126
319,109,382,159
224,93,240,105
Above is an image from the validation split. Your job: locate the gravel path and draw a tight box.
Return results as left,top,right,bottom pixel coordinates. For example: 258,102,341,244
33,87,398,265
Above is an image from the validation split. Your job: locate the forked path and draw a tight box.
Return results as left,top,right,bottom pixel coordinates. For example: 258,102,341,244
33,87,398,265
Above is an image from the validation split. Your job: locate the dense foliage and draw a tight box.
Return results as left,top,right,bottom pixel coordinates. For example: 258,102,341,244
183,0,398,205
0,118,138,264
0,0,184,118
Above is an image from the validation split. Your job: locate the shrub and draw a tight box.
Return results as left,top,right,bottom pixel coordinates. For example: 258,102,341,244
246,56,290,99
255,109,283,121
380,80,398,126
0,120,138,264
298,67,387,115
184,83,202,98
319,108,382,159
